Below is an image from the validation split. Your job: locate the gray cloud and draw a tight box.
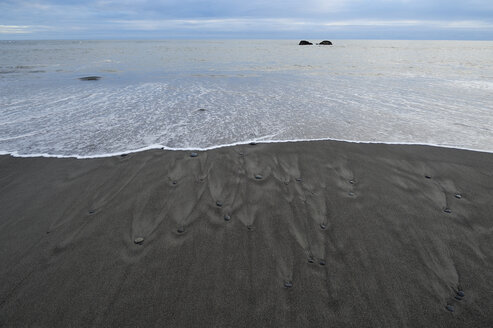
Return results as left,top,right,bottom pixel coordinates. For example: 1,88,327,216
1,0,492,39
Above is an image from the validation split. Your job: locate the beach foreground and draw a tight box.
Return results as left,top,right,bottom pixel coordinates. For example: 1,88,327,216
1,140,492,327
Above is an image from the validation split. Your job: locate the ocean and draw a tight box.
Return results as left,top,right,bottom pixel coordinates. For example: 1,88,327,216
1,39,492,157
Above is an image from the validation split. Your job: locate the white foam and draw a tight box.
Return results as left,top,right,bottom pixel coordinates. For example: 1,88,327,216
450,80,493,90
2,137,492,160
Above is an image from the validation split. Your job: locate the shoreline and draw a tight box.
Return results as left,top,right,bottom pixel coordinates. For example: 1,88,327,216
2,137,493,160
1,139,493,327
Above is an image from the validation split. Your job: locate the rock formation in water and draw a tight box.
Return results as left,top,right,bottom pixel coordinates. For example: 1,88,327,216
79,76,102,81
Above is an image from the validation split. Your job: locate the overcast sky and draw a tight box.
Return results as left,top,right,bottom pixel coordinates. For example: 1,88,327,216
1,0,493,40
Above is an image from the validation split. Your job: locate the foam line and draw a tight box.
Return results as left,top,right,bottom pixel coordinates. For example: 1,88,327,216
1,137,492,160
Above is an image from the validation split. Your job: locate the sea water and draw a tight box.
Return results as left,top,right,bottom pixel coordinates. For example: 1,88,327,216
1,40,492,157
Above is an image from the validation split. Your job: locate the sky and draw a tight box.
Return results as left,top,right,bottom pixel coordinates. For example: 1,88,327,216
1,0,493,40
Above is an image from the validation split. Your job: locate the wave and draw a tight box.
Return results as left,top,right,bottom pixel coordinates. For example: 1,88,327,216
2,137,492,159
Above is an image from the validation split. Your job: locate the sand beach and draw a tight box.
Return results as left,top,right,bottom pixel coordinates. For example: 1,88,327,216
1,140,492,327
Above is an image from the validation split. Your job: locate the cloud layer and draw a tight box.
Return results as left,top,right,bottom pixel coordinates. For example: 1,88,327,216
1,0,493,39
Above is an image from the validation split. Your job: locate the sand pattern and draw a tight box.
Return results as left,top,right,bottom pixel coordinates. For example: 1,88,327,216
1,140,492,327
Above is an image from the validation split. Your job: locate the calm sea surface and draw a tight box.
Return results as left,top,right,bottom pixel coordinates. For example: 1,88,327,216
1,40,492,157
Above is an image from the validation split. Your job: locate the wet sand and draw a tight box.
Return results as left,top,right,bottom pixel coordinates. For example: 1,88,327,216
1,140,492,327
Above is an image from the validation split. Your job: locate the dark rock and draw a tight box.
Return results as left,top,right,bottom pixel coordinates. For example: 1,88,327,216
249,142,257,145
457,290,465,297
88,210,95,214
284,281,293,288
455,194,462,199
348,192,355,196
216,201,223,207
445,305,454,312
320,223,327,230
79,76,101,81
318,40,333,45
299,40,313,45
296,178,302,182
120,154,128,157
134,237,144,245
444,208,452,213
198,108,206,111
455,296,463,301
255,174,263,180
190,152,198,157
308,257,314,263
177,227,185,233
319,260,326,266
349,179,355,184
172,181,177,185
425,175,431,179
224,215,231,221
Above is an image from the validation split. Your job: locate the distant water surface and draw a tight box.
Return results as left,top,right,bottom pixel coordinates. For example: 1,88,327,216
1,40,492,157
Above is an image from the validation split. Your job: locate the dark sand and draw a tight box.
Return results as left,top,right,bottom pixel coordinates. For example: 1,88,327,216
1,140,492,327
